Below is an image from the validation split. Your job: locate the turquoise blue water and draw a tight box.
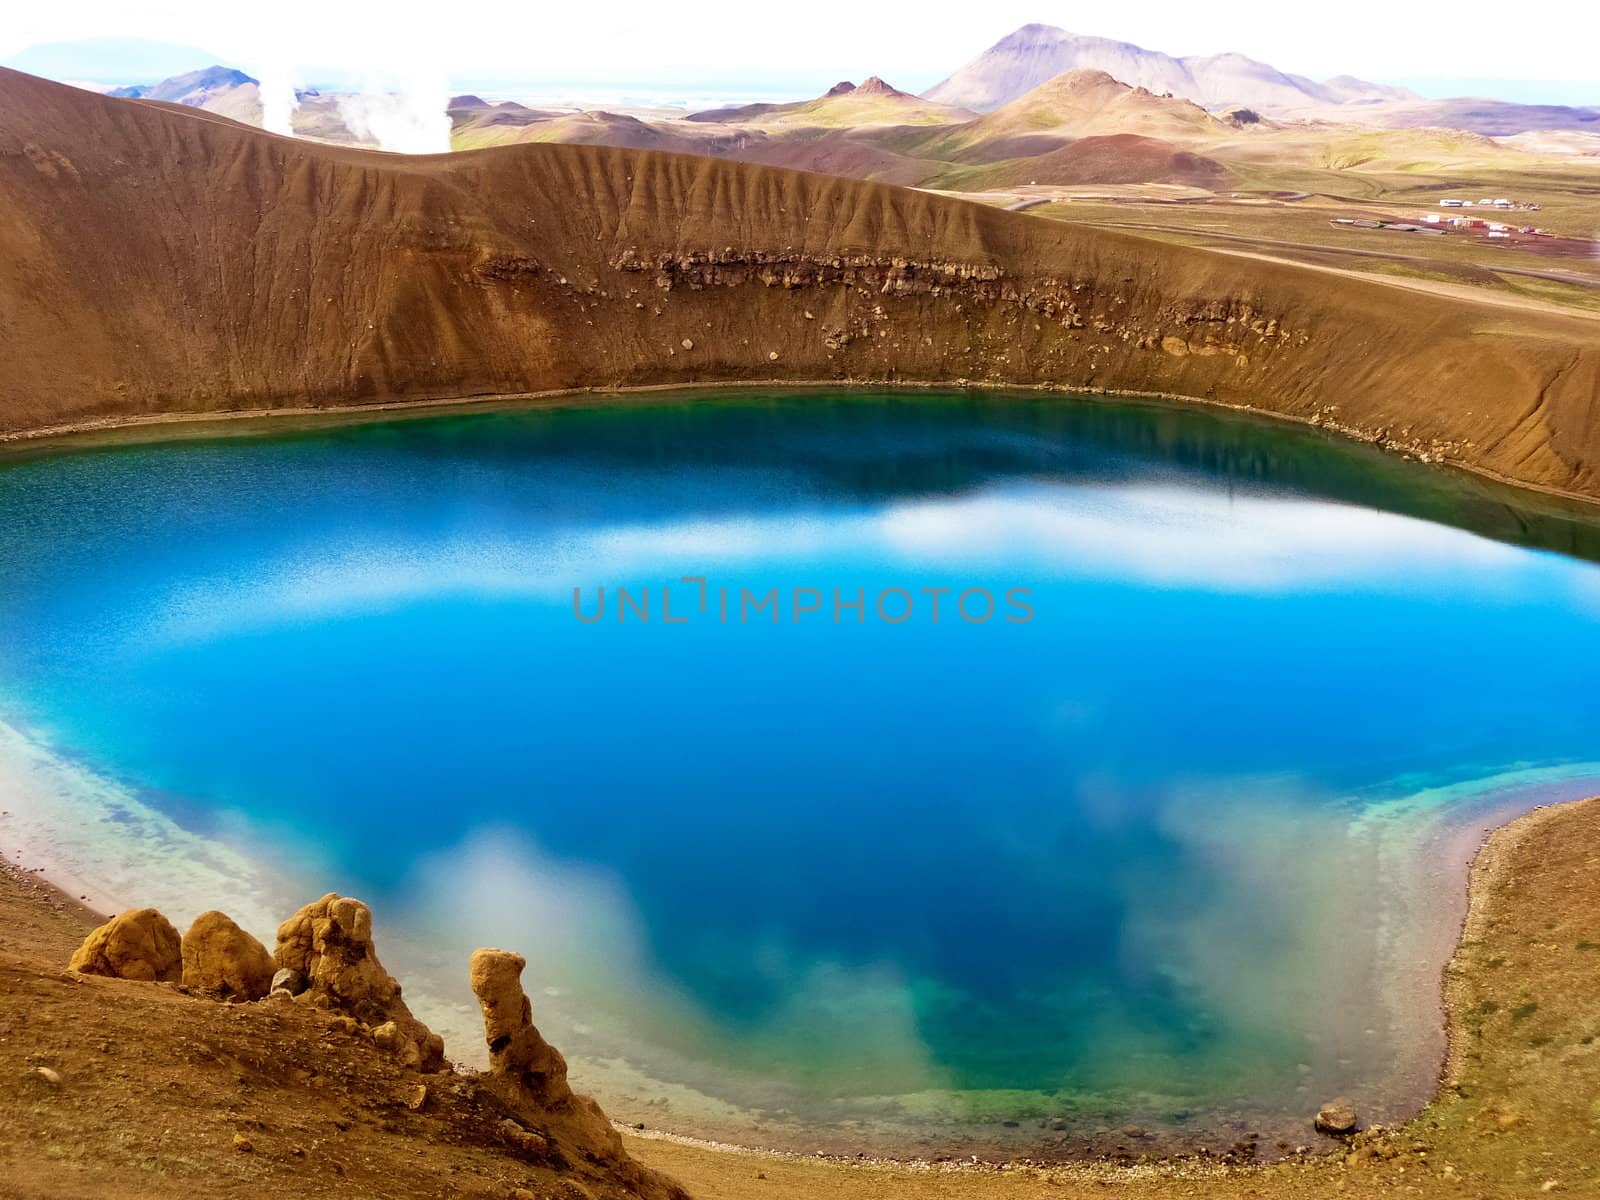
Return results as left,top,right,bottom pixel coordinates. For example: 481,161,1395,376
2,391,1599,1155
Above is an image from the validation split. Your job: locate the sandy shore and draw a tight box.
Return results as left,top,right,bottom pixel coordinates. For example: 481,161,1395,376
1390,786,1600,1088
1437,798,1580,1087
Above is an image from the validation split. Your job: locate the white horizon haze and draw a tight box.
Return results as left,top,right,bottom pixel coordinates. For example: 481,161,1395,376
4,1,1596,95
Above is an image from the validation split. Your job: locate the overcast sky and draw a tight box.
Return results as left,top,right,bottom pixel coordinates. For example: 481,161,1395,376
4,0,1596,96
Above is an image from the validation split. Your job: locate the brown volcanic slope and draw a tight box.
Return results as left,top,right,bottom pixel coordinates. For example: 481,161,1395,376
1,66,1598,499
908,71,1234,186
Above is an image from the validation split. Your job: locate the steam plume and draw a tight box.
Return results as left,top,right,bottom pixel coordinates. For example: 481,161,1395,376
337,66,452,155
257,64,299,137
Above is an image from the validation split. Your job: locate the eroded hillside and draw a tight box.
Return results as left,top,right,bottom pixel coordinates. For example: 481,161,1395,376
0,67,1597,499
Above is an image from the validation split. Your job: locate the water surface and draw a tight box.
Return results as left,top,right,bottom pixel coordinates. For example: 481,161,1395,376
2,391,1598,1157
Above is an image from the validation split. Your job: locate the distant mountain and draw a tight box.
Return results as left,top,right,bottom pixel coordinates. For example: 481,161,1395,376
109,66,257,105
924,24,1600,135
924,24,1413,113
1320,75,1417,104
1342,95,1600,137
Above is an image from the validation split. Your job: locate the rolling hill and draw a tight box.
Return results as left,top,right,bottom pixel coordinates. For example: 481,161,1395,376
454,71,1238,189
943,69,1228,147
940,133,1230,190
688,76,975,128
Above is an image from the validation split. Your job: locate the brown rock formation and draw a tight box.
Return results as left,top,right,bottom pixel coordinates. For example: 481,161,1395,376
469,948,686,1200
180,910,275,1000
67,908,182,983
470,948,577,1105
0,66,1596,502
4,856,695,1199
274,893,444,1071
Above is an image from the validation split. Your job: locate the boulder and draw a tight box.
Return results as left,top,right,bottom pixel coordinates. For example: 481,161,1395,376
26,1066,63,1088
68,908,181,982
1315,1097,1360,1135
270,967,307,997
181,911,275,1000
372,1019,434,1068
274,893,443,1071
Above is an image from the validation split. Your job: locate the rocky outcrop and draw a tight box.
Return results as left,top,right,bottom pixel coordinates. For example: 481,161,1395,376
68,908,182,983
613,247,1007,297
51,897,680,1192
469,948,686,1200
180,910,275,1000
611,247,1306,368
274,893,445,1072
470,948,578,1106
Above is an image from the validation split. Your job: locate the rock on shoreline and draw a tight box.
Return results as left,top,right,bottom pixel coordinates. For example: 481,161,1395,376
67,907,181,982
